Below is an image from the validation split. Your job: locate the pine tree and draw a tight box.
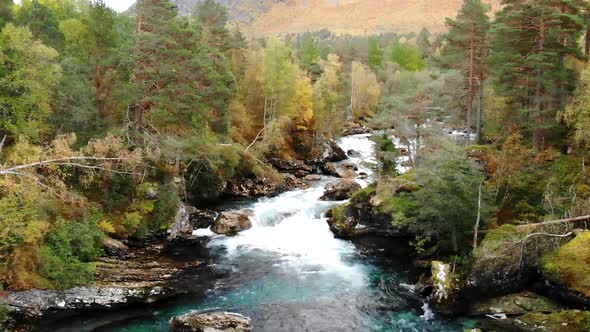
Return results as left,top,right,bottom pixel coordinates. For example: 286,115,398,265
490,0,585,148
443,0,491,144
15,0,64,51
367,37,384,71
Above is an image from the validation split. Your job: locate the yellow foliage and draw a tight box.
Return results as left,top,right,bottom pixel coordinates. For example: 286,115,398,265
292,78,314,131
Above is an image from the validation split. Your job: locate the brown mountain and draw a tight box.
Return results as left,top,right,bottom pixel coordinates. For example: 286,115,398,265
134,0,502,36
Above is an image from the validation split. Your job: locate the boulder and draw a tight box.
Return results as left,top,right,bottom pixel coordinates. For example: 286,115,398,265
102,236,129,257
169,312,252,332
347,149,362,158
542,231,590,298
469,292,559,316
268,158,313,176
502,310,590,332
304,174,322,181
322,162,357,179
305,139,347,168
212,211,253,236
320,179,361,201
431,261,461,314
326,204,358,239
342,126,372,136
168,203,199,241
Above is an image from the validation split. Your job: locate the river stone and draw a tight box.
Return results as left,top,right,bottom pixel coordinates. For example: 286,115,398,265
469,291,559,316
212,211,253,236
169,312,252,332
304,174,322,181
103,236,129,257
347,149,362,158
505,310,590,332
320,179,361,201
322,162,357,179
342,126,372,136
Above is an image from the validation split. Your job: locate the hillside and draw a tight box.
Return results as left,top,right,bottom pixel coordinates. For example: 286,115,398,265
160,0,502,36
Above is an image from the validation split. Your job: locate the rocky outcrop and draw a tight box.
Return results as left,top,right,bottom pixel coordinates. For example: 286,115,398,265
102,236,129,257
169,311,252,332
326,204,358,239
469,292,560,316
342,126,372,136
268,158,314,177
5,243,206,319
225,173,308,198
322,162,357,179
492,310,590,332
320,179,361,201
211,210,253,236
168,203,200,241
304,139,347,170
431,261,461,314
541,231,590,303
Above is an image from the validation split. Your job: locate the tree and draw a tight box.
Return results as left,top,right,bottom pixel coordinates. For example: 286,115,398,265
0,24,62,140
490,0,585,149
313,54,343,138
367,37,384,71
409,144,491,253
389,41,426,71
0,0,12,28
561,64,590,157
14,0,65,51
350,61,380,119
443,0,491,144
133,0,235,137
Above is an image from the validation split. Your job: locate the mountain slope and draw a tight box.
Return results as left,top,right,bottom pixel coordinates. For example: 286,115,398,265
135,0,502,36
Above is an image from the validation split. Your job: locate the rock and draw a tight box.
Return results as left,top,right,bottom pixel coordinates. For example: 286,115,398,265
347,149,362,158
212,211,253,236
542,231,590,298
506,310,590,332
225,173,307,198
322,162,357,179
320,179,361,201
431,261,461,314
342,126,372,136
169,311,252,332
304,139,347,169
326,204,358,239
358,172,369,180
7,243,205,319
103,236,129,257
304,174,322,181
269,158,313,176
168,203,199,241
469,291,560,316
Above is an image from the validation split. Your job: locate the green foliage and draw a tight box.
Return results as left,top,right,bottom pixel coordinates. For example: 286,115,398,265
367,37,384,71
0,23,62,140
0,302,10,331
388,144,492,253
0,0,12,28
389,42,425,71
38,218,104,289
15,0,65,50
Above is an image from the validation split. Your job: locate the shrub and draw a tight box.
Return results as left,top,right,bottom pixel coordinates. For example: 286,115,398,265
0,303,10,331
38,218,104,289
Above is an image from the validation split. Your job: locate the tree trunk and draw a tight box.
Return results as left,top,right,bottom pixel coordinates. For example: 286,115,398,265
466,26,475,144
476,75,484,144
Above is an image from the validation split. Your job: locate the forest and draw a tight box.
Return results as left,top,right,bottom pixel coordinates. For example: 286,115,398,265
1,0,590,331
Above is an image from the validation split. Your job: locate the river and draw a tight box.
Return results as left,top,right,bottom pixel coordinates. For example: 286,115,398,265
51,134,480,332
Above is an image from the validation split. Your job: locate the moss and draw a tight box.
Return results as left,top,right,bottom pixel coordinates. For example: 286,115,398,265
542,232,590,296
350,184,376,204
331,205,350,230
517,310,590,332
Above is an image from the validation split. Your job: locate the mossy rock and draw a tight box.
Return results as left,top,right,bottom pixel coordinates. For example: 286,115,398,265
513,310,590,332
542,231,590,297
326,204,357,239
469,291,559,316
350,184,376,204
